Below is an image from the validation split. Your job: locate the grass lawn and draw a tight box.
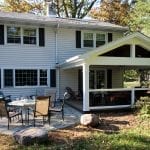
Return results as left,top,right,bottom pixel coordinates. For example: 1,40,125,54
0,111,150,150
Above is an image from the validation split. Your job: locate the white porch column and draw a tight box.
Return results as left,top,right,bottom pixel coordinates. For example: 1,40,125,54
131,89,135,108
131,44,135,58
82,63,90,111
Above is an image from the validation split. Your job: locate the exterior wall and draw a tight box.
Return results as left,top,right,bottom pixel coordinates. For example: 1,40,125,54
0,22,125,98
0,26,55,67
59,68,78,98
57,28,124,63
0,25,56,98
112,68,123,88
113,32,124,41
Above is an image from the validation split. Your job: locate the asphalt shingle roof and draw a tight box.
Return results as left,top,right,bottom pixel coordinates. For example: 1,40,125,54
0,11,128,31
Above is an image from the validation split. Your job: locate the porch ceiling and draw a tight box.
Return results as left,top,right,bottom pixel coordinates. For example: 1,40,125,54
59,32,150,69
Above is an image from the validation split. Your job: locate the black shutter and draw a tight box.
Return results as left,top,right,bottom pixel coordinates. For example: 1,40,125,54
76,31,81,48
108,33,113,42
50,69,56,87
0,25,4,45
39,28,45,46
107,69,112,88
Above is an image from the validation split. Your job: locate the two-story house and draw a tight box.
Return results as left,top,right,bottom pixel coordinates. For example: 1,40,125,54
0,11,149,112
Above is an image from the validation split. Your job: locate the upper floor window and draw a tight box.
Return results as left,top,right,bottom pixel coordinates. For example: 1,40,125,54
83,33,93,47
96,33,105,47
7,26,21,44
23,28,36,45
83,32,106,48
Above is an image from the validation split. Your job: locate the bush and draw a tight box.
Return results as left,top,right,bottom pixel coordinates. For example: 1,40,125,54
135,96,150,119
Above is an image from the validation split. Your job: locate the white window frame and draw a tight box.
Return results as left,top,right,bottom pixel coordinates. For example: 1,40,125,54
82,31,107,49
83,32,94,48
39,69,48,86
2,68,49,88
23,28,37,45
6,25,21,44
5,24,39,46
96,33,106,47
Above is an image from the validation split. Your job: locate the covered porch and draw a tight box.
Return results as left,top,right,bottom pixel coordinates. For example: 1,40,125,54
59,33,150,112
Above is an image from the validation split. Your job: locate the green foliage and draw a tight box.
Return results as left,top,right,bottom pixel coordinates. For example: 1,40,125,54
128,0,150,36
136,96,150,119
124,70,139,82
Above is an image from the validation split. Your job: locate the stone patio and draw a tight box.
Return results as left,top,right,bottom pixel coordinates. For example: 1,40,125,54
0,104,82,135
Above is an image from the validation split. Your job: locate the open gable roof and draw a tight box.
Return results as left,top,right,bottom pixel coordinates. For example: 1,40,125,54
60,32,150,68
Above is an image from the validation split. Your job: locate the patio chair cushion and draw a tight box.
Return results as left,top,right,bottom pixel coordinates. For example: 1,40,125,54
13,127,48,145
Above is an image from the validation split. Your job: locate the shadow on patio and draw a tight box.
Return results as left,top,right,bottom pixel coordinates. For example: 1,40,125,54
0,104,81,135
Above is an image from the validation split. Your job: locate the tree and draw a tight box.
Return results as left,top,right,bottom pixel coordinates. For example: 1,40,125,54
90,0,131,26
128,0,150,36
49,0,97,18
0,0,44,14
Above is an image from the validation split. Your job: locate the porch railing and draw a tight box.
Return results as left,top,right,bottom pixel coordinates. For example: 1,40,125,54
89,88,150,109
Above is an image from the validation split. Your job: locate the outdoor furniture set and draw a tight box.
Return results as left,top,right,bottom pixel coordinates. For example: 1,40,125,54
0,92,65,129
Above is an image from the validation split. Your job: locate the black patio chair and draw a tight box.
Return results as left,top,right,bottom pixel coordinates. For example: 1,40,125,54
0,99,23,129
65,87,82,100
48,92,68,122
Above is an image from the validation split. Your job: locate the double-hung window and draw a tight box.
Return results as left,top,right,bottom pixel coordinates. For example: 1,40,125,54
7,26,21,43
23,28,36,44
83,33,93,47
83,32,106,48
40,69,47,86
96,33,105,47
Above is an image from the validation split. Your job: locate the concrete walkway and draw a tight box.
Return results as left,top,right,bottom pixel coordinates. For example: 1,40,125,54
0,104,82,135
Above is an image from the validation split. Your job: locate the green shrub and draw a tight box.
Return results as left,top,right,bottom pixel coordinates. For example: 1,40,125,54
136,96,150,119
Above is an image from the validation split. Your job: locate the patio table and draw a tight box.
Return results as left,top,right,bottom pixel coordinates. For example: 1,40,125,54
8,99,35,123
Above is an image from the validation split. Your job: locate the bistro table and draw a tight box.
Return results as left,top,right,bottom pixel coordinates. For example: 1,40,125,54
8,99,35,123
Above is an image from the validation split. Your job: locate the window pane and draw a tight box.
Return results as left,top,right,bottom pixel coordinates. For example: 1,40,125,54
96,34,105,41
7,26,21,44
40,69,47,86
4,69,13,87
96,34,105,47
15,70,37,86
83,33,93,47
23,28,36,45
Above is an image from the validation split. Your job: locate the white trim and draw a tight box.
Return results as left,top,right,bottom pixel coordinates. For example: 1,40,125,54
59,32,150,69
81,30,107,49
87,57,150,66
4,24,39,47
131,44,135,58
89,105,131,110
82,63,90,111
2,68,50,89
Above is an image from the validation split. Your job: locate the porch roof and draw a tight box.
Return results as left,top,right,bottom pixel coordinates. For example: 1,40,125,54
59,32,150,69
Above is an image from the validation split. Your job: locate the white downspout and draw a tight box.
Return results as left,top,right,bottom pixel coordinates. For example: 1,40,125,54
55,24,60,99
